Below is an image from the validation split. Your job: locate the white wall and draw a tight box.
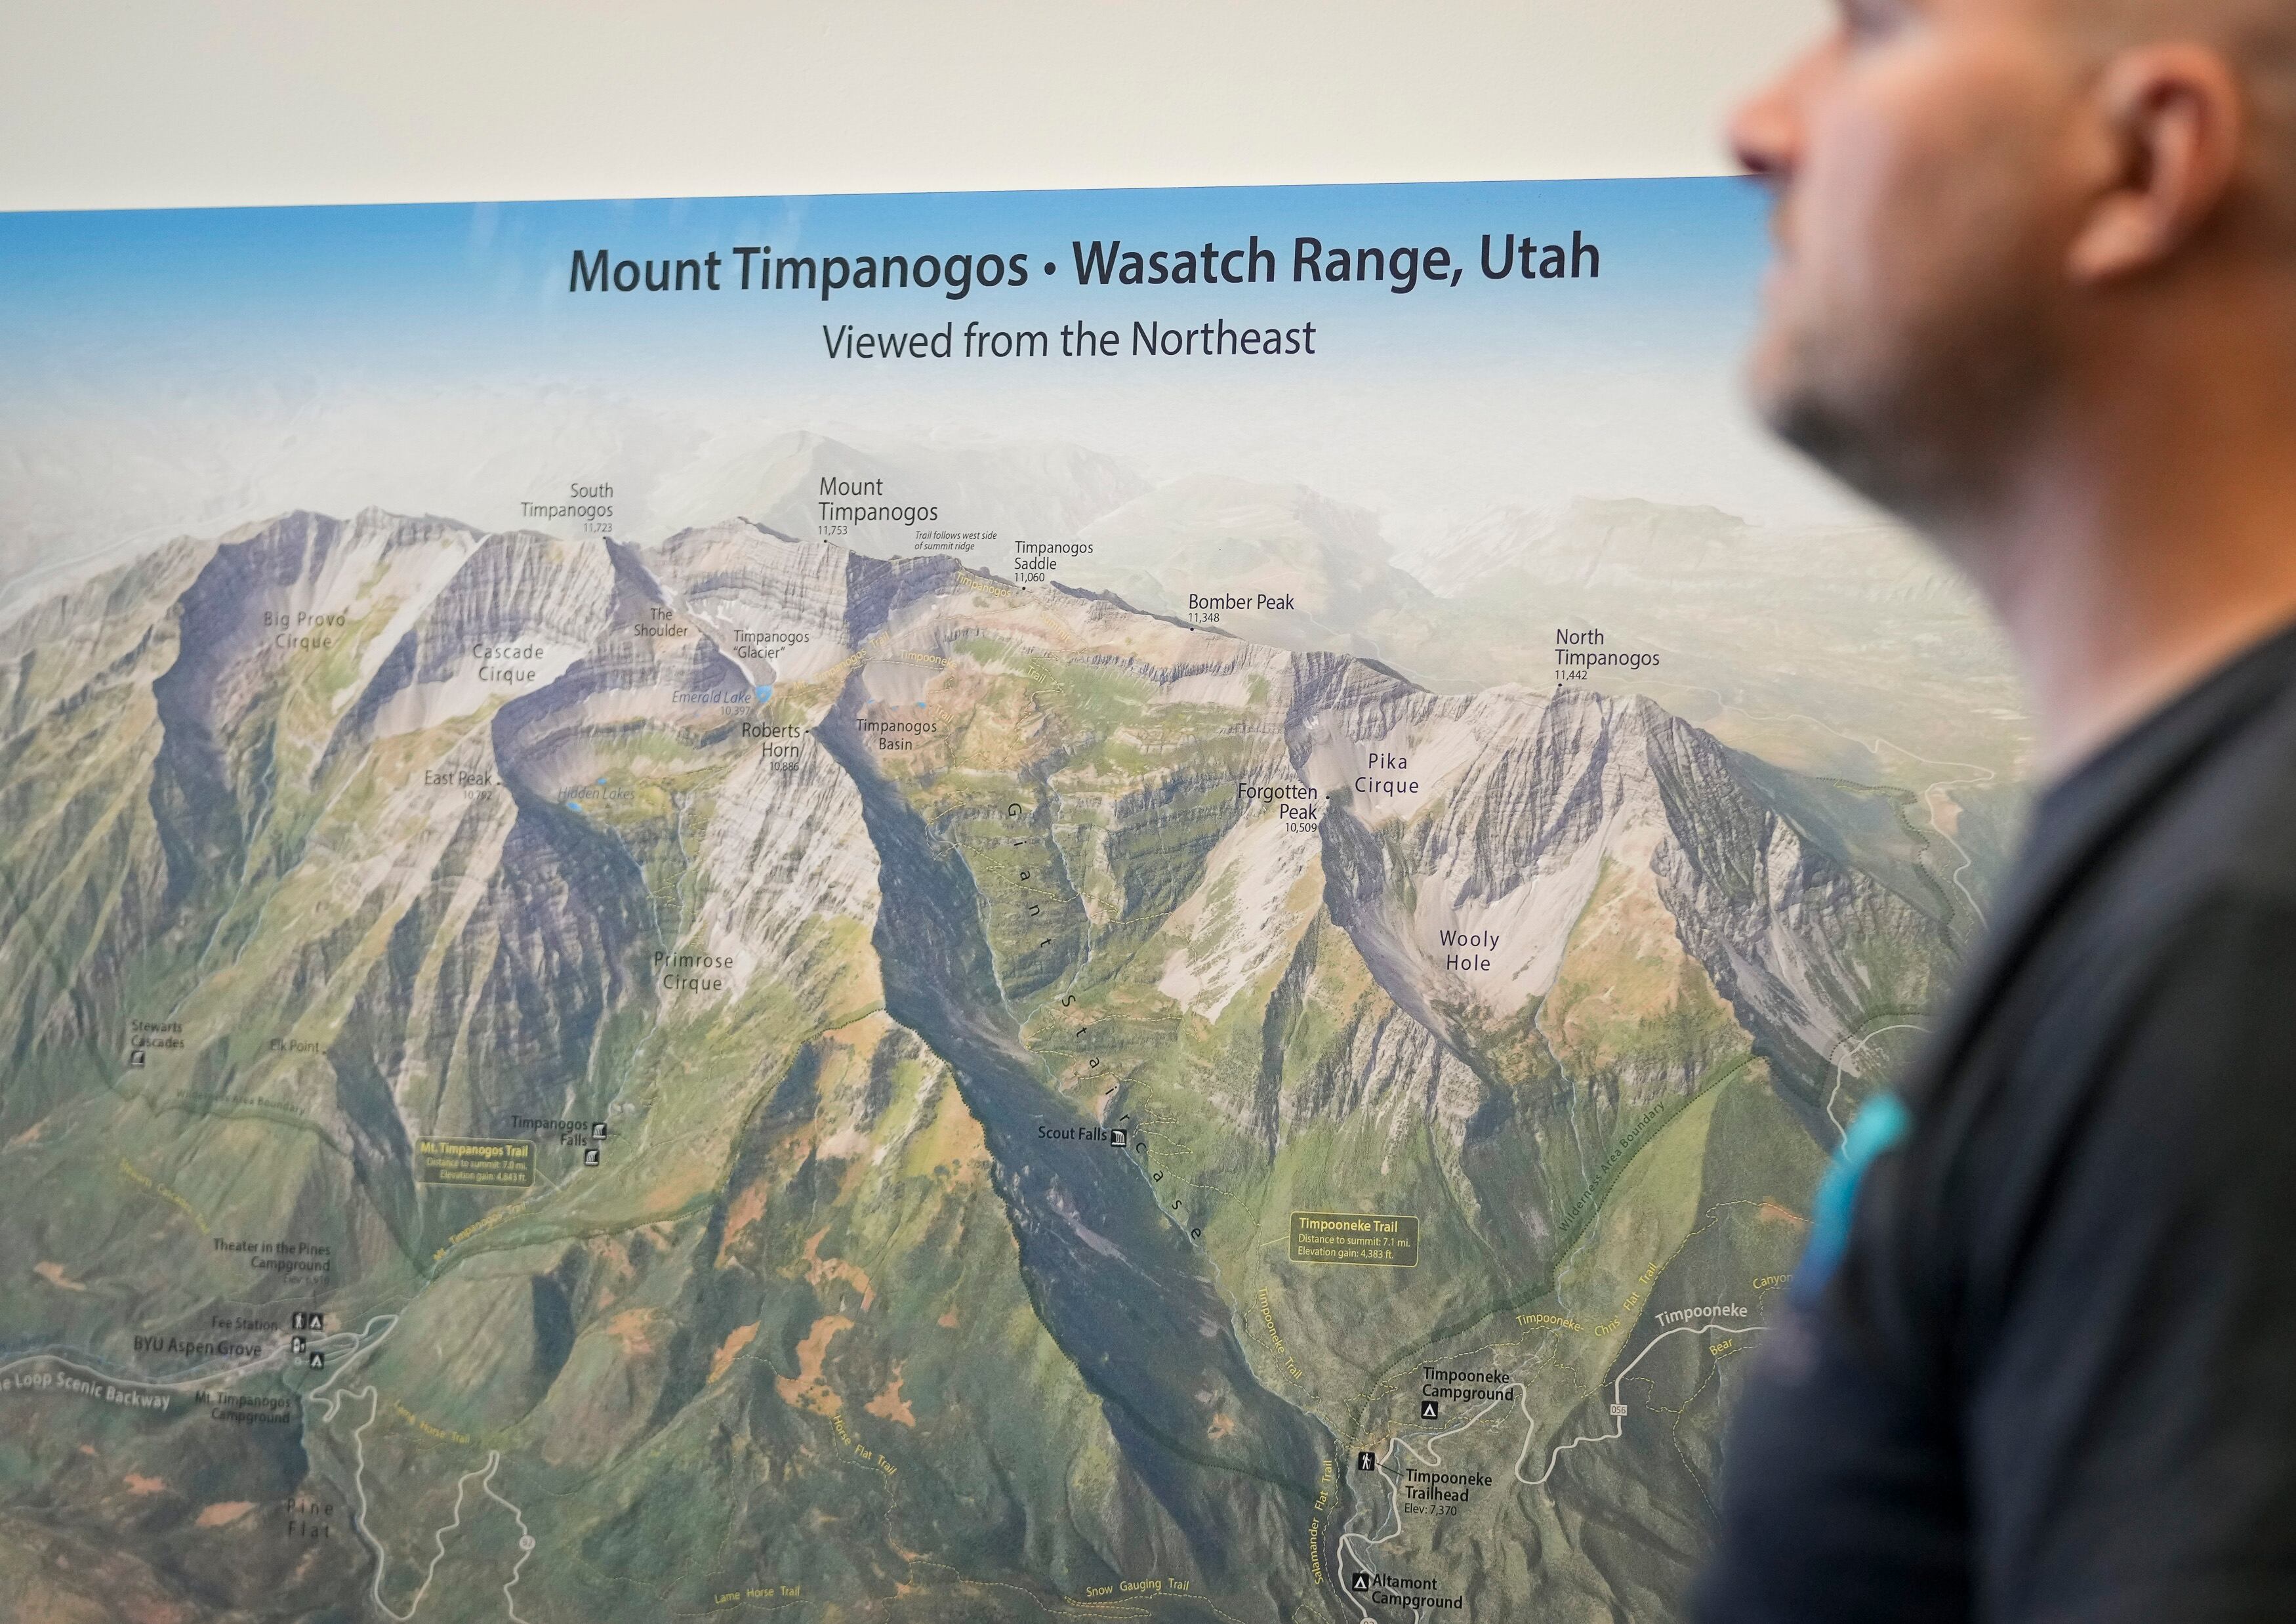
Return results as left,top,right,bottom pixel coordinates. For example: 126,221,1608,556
0,0,1821,211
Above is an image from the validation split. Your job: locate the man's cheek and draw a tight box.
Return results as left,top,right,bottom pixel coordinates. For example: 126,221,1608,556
1805,129,1949,355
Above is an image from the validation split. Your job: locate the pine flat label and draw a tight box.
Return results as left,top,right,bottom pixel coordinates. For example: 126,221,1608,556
1288,1211,1420,1267
415,1138,534,1188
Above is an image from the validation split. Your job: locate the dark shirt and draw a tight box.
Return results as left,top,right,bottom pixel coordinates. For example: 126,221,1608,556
1697,622,2296,1623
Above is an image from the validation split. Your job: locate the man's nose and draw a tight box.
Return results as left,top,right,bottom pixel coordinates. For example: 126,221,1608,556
1731,80,1798,182
1729,37,1829,182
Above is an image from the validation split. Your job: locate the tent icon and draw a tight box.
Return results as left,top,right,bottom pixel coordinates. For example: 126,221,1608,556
1420,1399,1440,1420
1350,1573,1370,1594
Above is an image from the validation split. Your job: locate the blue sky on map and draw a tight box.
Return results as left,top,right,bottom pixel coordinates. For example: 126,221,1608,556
0,177,1871,590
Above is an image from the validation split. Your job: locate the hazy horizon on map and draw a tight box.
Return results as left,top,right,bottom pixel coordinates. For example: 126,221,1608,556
1,178,1870,596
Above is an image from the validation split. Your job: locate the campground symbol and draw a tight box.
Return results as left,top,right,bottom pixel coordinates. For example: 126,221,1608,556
1350,1573,1371,1594
1420,1399,1440,1420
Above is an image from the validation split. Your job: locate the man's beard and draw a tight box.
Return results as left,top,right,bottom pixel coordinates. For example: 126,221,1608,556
1756,306,2053,539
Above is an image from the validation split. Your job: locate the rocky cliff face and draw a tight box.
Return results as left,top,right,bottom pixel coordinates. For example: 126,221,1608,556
0,509,1956,1623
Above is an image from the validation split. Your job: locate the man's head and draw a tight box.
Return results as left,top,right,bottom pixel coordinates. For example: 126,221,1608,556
1731,0,2293,538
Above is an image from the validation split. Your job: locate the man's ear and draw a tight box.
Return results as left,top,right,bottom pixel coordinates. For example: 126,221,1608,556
2068,43,2245,283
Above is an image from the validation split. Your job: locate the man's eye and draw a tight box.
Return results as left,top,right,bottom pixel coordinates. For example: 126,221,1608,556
1840,0,1903,41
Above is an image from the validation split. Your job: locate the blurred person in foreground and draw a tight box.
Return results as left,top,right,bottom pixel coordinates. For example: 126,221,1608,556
1700,0,2296,1617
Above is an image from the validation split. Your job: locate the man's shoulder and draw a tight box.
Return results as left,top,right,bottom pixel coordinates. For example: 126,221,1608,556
1917,691,2296,1187
1963,723,2296,1184
2060,682,2296,967
2163,671,2296,866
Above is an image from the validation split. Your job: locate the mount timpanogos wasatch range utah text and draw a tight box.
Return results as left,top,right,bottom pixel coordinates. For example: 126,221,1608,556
562,234,1607,363
568,233,1604,301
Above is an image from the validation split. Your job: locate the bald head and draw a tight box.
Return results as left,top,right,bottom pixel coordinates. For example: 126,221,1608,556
2081,0,2296,205
1730,0,2296,539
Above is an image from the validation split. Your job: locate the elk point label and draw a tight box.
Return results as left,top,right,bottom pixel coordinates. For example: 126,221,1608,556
1288,1211,1420,1267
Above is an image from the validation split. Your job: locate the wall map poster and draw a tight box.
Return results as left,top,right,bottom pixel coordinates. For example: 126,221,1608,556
0,179,2029,1622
